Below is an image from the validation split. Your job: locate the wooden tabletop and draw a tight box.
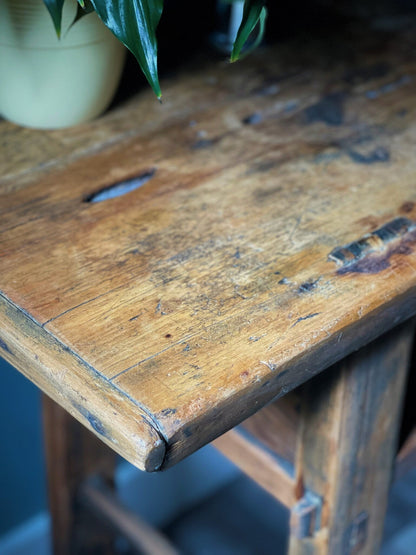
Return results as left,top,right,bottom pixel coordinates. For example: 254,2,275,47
2,25,416,472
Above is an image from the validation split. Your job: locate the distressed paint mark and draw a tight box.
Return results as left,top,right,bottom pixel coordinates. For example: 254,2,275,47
84,169,156,202
87,413,107,436
347,147,390,164
155,300,166,315
329,217,416,274
292,313,321,327
159,408,177,417
0,338,11,354
303,92,346,126
73,403,109,438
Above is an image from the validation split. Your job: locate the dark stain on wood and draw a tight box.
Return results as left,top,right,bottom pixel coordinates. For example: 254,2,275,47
343,62,390,84
372,218,414,242
192,138,216,150
248,161,279,176
0,337,12,354
242,112,263,125
303,92,346,126
329,217,416,275
347,147,390,164
400,201,415,214
298,280,319,294
160,408,177,417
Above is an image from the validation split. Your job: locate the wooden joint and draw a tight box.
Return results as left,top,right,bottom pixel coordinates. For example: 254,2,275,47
290,491,322,539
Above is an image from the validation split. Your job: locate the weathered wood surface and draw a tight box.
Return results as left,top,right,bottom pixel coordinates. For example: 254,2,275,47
43,395,116,554
213,426,298,509
395,427,416,481
289,323,414,554
2,27,416,470
80,480,180,555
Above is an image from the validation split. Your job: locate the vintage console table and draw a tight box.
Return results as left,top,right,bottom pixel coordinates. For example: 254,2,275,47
2,25,416,554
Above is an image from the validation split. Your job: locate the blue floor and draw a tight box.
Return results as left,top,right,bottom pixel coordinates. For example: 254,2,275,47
164,469,416,554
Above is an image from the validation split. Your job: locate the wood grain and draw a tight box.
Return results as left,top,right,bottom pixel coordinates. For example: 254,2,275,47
2,27,416,469
80,480,180,555
213,426,297,508
43,395,116,554
289,323,414,554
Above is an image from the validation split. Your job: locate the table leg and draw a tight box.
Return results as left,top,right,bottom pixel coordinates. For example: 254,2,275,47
289,322,414,555
42,394,117,555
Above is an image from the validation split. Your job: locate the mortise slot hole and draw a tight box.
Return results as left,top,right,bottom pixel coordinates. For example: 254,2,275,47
84,169,156,203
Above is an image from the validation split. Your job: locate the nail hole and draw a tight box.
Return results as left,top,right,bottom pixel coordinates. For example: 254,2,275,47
84,169,156,203
242,112,263,125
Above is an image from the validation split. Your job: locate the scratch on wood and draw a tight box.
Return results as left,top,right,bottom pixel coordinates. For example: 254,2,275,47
291,313,321,327
260,360,278,372
42,285,124,326
365,75,412,99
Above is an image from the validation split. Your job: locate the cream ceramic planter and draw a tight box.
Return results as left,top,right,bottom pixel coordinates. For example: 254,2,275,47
0,0,126,128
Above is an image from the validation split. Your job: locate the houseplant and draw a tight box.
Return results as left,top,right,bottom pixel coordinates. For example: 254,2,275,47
0,0,267,128
45,0,268,98
0,0,126,128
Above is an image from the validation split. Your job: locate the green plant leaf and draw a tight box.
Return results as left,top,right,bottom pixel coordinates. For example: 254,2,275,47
89,0,164,98
230,0,267,63
43,0,65,37
71,0,94,28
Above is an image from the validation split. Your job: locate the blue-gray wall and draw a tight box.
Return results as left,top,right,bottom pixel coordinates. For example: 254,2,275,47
0,357,47,535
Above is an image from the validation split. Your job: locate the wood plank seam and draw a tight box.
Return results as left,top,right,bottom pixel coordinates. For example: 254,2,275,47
0,292,168,471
